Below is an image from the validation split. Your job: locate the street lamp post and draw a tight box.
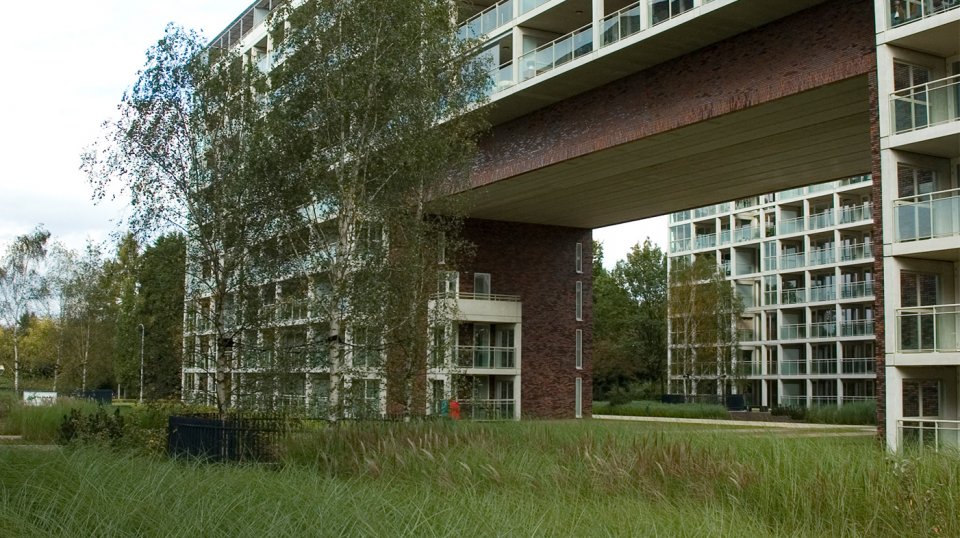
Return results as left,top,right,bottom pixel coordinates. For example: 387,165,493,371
138,323,145,404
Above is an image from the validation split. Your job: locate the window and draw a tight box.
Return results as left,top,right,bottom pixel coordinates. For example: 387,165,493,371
575,329,583,369
575,377,583,418
575,281,583,321
892,62,932,132
439,271,459,295
575,242,583,273
474,273,491,297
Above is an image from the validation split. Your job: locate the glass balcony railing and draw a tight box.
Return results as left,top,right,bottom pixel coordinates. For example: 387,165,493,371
671,210,690,222
780,395,806,407
779,217,805,235
460,398,516,420
807,247,835,266
734,226,760,242
891,73,960,134
842,358,875,374
897,419,960,453
458,0,515,40
890,0,960,28
838,202,872,224
811,359,838,375
519,24,593,82
809,285,836,302
809,211,834,230
779,360,806,375
781,288,806,304
811,321,837,338
764,290,778,305
694,205,718,219
520,0,551,14
738,328,756,342
898,304,960,352
602,2,643,46
841,280,874,299
780,188,804,200
650,0,695,26
841,319,874,337
457,346,517,368
671,238,691,252
839,242,872,262
719,229,731,245
839,175,872,187
779,252,805,270
780,324,806,340
694,233,716,249
895,188,960,243
719,261,731,276
488,61,516,94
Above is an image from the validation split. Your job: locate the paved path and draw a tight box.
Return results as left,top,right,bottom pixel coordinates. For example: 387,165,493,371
593,414,877,433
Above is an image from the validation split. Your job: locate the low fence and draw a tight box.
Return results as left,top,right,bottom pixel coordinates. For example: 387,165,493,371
167,413,297,463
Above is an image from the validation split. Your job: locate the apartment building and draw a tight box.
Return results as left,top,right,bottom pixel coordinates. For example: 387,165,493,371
875,0,960,450
666,176,877,409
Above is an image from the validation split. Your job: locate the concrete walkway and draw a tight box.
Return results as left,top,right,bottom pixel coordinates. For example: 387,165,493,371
594,414,877,432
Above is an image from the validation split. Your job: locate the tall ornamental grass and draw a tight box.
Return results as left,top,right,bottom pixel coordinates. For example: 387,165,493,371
593,399,730,419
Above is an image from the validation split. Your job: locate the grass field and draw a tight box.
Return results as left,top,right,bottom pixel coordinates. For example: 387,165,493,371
1,418,958,536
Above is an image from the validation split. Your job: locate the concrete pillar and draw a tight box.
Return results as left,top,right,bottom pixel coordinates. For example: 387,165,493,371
886,365,903,450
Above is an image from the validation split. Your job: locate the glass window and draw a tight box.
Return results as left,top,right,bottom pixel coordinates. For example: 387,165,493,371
474,273,491,296
575,329,583,369
576,281,583,321
575,377,583,418
575,242,583,274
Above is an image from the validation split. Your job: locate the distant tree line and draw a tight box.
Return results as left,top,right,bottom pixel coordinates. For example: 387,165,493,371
0,227,185,398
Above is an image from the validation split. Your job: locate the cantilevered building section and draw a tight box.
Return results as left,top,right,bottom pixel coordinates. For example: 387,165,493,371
666,176,877,408
876,0,960,450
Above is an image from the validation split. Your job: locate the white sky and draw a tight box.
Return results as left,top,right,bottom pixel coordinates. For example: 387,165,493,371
0,0,665,268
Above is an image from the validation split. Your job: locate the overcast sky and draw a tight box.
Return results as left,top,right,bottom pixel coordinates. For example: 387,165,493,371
0,1,665,269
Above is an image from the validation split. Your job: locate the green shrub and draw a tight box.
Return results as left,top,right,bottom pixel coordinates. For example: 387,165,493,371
1,398,102,442
805,401,876,425
594,400,730,420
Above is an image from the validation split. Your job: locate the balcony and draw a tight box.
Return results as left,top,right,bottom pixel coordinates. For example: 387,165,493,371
841,319,874,337
895,188,960,242
841,280,874,299
458,0,516,40
779,252,805,270
897,304,960,352
432,292,522,323
694,233,717,250
809,284,836,302
838,202,872,224
889,0,960,28
733,225,760,242
779,360,806,375
456,346,517,369
809,210,834,230
519,24,593,83
891,73,960,134
671,238,691,252
811,321,837,338
842,358,875,374
780,324,806,340
738,328,756,342
781,288,806,305
602,2,643,46
778,217,805,235
811,359,837,375
839,242,871,262
807,247,835,266
460,398,516,420
897,419,960,453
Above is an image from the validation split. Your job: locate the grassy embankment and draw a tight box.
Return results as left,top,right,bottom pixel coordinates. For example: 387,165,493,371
0,404,956,536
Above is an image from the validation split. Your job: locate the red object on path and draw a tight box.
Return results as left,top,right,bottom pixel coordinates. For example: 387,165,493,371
449,399,461,420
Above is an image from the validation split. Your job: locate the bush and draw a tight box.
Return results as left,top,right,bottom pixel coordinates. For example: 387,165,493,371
1,397,102,443
59,406,126,447
770,406,807,421
594,400,730,420
805,401,876,425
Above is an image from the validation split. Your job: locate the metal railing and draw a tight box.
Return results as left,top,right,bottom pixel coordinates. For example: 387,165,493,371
456,346,517,369
650,0,696,26
838,202,872,224
811,359,837,375
519,24,593,82
734,225,760,242
779,252,805,270
488,60,516,94
432,292,522,302
780,395,806,407
738,328,756,342
780,324,806,340
890,0,960,27
602,2,643,46
839,242,872,261
811,395,838,406
807,247,835,266
459,399,516,420
694,233,717,249
809,210,834,230
891,73,960,133
897,419,960,453
458,0,515,40
842,358,875,374
811,321,837,338
779,217,805,235
894,188,960,243
897,304,960,352
671,238,691,252
781,288,806,304
809,284,836,302
841,319,874,337
841,280,874,299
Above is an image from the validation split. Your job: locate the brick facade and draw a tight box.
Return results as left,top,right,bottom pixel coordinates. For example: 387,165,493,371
461,219,593,418
471,0,877,189
869,67,886,441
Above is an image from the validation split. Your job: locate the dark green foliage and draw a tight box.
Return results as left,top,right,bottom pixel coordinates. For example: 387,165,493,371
58,406,125,447
594,399,731,419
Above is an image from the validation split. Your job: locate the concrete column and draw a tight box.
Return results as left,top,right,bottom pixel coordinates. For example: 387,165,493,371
886,366,904,450
592,0,605,49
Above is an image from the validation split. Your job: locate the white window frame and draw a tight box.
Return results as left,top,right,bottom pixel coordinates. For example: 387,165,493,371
575,329,583,369
575,281,583,321
575,377,583,418
575,242,583,274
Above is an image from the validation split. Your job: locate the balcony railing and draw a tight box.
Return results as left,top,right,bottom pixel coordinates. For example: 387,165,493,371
779,217,804,235
842,358,875,374
458,0,515,40
460,398,516,420
602,2,643,46
433,292,522,302
779,252,805,270
650,0,696,26
779,360,807,375
809,210,834,230
734,225,760,242
694,205,718,219
719,229,731,245
780,395,807,407
838,202,872,224
841,319,874,337
763,290,778,305
898,304,960,352
890,0,960,27
780,324,806,340
891,73,960,134
738,328,756,342
895,188,960,243
488,61,516,95
781,288,806,304
811,359,837,375
671,238,691,252
897,419,960,453
519,24,593,83
839,242,872,262
811,395,839,406
809,284,836,302
811,321,837,338
841,280,874,299
456,346,517,369
807,247,835,266
694,233,717,249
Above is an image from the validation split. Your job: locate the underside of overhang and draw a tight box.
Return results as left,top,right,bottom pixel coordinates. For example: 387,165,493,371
457,75,872,229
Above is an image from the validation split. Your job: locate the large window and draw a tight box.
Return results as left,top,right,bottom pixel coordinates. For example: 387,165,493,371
893,62,931,132
474,272,491,297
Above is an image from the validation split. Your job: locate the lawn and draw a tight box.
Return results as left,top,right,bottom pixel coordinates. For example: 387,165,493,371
0,418,957,536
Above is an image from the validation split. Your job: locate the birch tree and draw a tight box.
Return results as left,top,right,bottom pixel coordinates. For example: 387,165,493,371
0,227,51,393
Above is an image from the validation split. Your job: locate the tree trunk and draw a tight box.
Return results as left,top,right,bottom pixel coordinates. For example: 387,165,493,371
12,325,20,394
